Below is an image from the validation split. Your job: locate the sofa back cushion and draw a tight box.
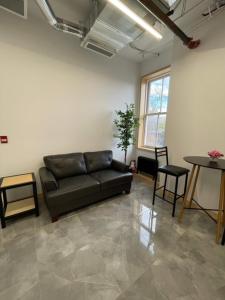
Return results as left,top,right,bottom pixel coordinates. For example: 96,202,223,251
44,153,87,179
84,150,113,173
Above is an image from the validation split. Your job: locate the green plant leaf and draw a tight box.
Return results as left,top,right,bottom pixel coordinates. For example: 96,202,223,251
113,103,139,163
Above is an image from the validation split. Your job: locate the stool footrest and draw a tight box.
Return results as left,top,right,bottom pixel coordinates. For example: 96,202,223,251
154,193,185,204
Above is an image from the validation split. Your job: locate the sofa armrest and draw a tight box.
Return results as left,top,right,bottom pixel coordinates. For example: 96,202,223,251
111,159,129,173
39,167,58,192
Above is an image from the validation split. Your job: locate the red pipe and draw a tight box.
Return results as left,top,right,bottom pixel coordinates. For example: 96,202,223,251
138,0,200,49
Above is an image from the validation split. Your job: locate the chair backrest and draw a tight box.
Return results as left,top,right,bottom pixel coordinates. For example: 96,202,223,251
154,147,169,165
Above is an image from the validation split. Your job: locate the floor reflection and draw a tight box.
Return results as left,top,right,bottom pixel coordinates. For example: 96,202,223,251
133,201,157,253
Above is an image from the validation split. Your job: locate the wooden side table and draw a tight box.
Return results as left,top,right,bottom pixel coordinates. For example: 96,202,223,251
0,173,39,228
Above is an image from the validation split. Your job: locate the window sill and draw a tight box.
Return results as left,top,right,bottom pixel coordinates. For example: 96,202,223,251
137,147,155,153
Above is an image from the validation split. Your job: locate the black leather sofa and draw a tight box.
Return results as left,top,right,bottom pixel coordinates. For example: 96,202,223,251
39,150,133,221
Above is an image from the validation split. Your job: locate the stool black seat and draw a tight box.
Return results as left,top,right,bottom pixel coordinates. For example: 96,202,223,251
153,147,189,217
158,165,189,177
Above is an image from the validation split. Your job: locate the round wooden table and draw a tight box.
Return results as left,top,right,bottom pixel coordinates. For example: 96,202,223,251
179,156,225,243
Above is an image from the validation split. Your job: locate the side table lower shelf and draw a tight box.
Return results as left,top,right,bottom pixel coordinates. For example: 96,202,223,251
5,197,36,218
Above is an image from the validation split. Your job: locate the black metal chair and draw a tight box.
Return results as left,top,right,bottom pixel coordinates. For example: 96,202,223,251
153,146,189,217
222,228,225,245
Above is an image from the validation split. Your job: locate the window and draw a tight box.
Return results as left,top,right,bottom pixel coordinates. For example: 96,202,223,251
138,67,170,149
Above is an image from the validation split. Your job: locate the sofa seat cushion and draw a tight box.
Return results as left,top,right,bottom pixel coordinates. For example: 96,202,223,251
48,175,100,201
90,169,132,190
44,153,87,179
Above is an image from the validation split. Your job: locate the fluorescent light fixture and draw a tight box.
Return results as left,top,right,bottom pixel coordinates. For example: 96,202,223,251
107,0,162,40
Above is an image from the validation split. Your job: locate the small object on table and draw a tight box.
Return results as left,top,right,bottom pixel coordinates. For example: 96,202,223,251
208,149,224,160
0,173,39,228
179,156,225,243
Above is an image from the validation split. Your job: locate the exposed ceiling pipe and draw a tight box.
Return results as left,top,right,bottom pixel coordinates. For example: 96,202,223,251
138,0,200,49
35,0,85,38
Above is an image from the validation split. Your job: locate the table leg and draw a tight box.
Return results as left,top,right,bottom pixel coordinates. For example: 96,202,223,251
189,165,200,208
0,192,6,228
222,227,225,245
223,172,225,226
179,164,196,223
216,171,225,243
2,190,7,208
33,183,39,217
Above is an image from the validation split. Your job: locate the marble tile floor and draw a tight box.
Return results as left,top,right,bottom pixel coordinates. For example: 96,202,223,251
0,174,225,300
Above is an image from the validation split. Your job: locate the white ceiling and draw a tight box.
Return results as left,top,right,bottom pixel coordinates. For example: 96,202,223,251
31,0,220,62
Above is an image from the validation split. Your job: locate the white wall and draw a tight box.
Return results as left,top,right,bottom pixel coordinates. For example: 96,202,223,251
140,45,173,77
166,11,225,206
0,4,139,192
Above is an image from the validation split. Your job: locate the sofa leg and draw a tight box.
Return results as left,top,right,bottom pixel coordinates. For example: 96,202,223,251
125,189,130,194
51,216,59,223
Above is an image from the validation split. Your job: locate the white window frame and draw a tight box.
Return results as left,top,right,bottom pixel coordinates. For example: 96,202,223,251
138,66,170,151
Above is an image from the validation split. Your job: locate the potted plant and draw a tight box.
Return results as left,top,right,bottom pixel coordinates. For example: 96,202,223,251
114,103,139,164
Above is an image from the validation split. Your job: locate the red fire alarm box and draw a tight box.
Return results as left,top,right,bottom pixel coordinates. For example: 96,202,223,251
0,136,8,143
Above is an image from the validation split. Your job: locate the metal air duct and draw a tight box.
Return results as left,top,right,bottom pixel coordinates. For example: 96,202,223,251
35,0,85,38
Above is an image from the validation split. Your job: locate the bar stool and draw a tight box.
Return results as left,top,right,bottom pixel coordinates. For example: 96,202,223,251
153,147,189,217
222,228,225,245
